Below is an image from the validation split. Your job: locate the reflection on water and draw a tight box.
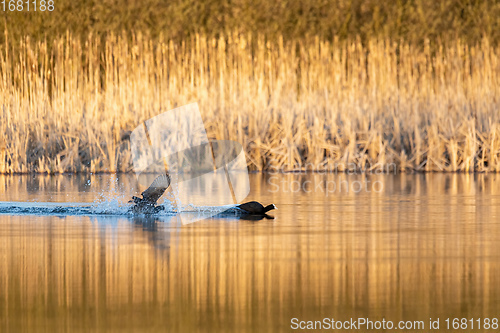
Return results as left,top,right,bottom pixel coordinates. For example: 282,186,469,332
0,174,500,332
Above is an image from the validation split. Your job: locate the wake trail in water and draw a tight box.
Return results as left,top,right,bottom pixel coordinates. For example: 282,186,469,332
0,201,240,217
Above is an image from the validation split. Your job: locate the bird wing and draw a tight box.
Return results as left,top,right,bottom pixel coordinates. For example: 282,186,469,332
141,174,171,205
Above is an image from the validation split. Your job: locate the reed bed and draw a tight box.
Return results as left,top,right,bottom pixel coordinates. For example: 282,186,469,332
1,33,500,173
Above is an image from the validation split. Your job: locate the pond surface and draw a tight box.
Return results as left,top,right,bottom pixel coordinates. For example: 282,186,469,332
0,173,500,332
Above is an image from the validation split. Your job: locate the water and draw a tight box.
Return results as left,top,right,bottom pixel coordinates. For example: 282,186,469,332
0,173,500,332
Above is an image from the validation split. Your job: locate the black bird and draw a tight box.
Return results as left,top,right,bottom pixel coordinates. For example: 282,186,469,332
129,174,171,214
236,201,277,215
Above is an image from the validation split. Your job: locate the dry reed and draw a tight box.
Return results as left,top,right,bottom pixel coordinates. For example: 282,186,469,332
1,32,500,173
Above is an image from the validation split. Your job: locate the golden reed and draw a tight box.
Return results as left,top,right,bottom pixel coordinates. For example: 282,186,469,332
1,32,499,173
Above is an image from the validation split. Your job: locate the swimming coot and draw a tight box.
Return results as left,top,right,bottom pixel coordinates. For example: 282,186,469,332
237,201,277,215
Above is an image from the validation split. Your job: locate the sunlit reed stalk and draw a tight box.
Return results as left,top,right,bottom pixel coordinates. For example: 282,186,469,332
0,32,499,173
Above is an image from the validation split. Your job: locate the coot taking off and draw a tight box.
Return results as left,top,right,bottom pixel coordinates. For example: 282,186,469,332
129,174,171,214
130,175,277,217
237,201,277,215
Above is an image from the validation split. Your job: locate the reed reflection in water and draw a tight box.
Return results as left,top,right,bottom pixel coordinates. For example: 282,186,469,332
0,174,500,332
